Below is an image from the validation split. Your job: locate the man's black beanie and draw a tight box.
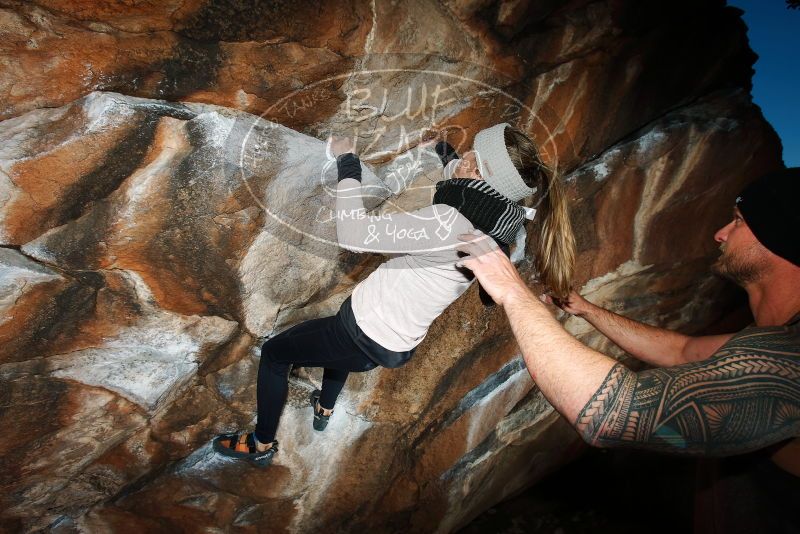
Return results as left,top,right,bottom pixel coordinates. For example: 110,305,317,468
735,167,800,267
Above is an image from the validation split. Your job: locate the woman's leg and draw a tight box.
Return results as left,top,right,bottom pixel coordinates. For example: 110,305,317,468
254,313,375,444
319,368,350,410
255,348,292,445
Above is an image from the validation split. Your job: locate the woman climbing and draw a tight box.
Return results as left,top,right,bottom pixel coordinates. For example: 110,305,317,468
213,123,576,466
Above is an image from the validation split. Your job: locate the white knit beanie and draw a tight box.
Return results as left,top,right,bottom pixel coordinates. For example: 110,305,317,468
473,123,536,202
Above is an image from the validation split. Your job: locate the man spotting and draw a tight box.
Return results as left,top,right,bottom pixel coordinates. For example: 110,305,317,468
456,168,799,532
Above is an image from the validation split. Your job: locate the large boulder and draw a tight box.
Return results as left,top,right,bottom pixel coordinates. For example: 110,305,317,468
0,0,784,532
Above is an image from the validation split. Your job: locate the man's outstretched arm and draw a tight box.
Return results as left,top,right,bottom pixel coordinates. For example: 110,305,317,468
457,231,800,455
554,291,734,367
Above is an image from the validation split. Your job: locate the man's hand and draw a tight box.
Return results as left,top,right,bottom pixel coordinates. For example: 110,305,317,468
328,136,356,158
456,230,530,307
542,291,590,317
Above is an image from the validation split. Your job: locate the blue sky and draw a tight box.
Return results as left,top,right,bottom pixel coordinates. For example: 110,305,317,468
727,1,799,166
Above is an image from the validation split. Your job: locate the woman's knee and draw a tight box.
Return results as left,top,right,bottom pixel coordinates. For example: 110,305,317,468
260,339,286,371
260,339,272,360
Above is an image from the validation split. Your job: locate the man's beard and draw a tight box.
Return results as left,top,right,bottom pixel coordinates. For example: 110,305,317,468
711,243,769,286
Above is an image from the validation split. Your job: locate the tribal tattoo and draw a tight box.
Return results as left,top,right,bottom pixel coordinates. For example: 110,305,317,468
575,323,800,456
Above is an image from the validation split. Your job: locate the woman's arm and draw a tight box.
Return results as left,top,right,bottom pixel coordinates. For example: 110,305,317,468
435,140,459,165
334,152,471,255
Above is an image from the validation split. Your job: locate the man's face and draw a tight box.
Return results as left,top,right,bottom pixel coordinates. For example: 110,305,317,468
712,207,771,285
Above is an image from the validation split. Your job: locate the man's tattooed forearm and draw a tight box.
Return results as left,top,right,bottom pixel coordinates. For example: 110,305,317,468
574,327,800,455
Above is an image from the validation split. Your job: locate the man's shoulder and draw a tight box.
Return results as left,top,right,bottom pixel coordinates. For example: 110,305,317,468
722,319,800,359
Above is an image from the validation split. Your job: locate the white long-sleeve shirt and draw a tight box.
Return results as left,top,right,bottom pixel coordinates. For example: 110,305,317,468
336,176,477,351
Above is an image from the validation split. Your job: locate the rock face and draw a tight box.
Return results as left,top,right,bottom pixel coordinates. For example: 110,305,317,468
0,0,784,532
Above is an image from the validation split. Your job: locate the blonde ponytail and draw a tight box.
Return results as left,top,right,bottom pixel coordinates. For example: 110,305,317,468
504,127,575,299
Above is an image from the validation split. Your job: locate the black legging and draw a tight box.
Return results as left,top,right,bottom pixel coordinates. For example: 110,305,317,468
255,297,412,444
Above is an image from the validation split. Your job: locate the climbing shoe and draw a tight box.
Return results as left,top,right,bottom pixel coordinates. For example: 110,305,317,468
212,431,278,468
310,389,332,431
